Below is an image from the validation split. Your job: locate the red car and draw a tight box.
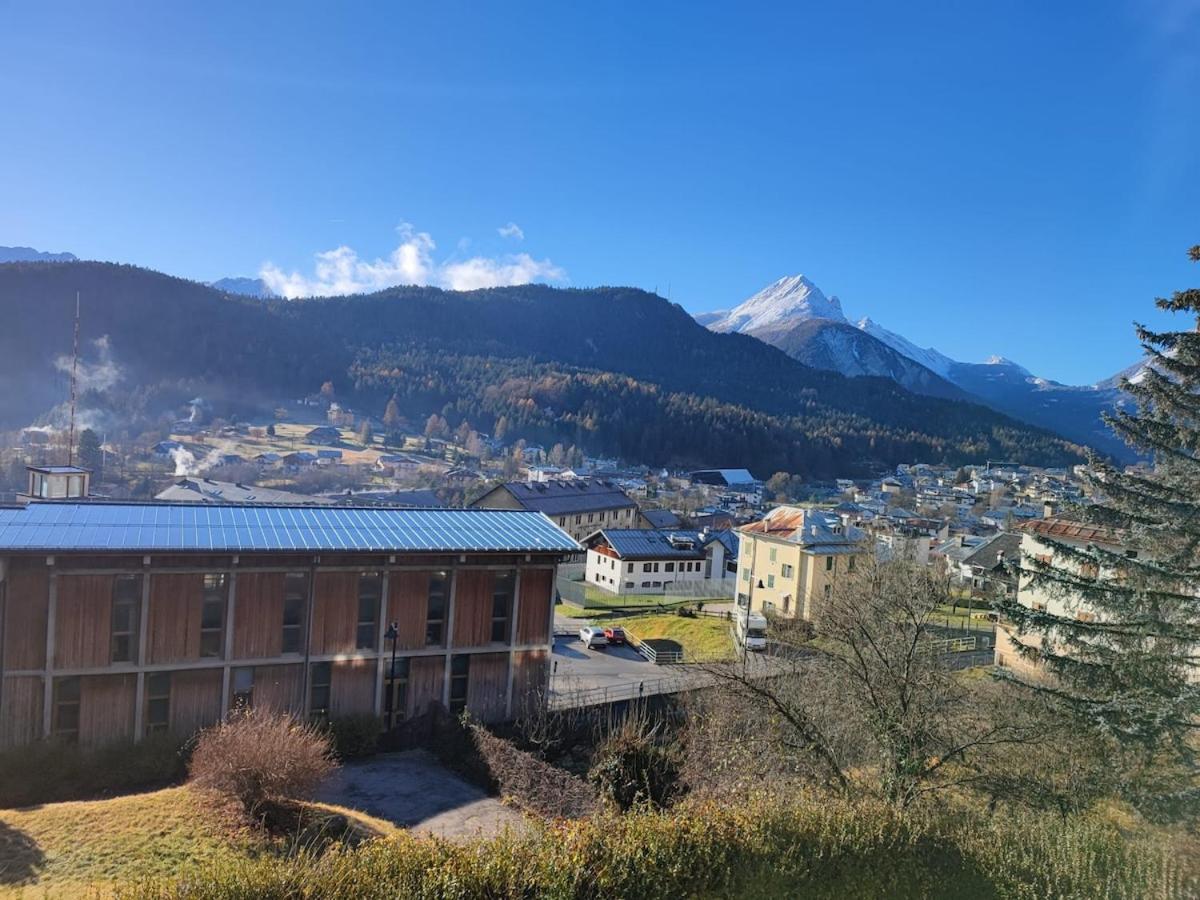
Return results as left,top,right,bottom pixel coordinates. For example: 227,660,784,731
603,626,626,645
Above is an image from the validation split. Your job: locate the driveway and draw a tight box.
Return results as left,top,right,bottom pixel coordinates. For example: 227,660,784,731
316,749,528,840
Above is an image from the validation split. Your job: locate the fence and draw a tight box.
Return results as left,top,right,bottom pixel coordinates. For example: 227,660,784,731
555,572,735,608
923,635,978,654
623,626,685,664
547,673,703,710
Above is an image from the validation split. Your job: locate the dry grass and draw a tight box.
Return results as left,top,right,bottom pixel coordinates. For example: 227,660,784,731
0,786,259,897
0,784,401,898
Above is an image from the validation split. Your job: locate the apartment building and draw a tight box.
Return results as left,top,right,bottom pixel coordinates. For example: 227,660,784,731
0,502,578,749
736,506,866,621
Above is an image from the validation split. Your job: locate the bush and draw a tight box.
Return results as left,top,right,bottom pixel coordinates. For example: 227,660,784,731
0,733,185,808
589,713,683,812
469,722,598,819
188,710,336,817
674,605,696,618
328,714,380,760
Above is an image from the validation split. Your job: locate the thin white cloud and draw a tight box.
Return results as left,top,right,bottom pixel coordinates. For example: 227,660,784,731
260,223,565,298
497,222,525,241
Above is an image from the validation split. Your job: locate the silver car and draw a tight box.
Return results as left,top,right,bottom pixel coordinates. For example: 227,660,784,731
579,625,609,649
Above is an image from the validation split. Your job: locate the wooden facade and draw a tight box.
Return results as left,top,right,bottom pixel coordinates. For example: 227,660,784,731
0,552,560,748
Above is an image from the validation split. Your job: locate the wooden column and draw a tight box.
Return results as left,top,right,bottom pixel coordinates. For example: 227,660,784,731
41,561,56,737
133,566,151,736
374,567,390,717
442,563,459,708
504,567,522,719
221,568,238,715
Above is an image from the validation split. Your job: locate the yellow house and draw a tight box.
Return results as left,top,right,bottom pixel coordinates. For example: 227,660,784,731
736,506,867,621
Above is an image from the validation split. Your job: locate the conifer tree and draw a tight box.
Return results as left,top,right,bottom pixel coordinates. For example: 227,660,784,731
997,245,1200,810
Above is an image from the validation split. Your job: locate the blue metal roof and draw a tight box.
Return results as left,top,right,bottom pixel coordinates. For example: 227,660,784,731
0,503,580,554
586,528,706,560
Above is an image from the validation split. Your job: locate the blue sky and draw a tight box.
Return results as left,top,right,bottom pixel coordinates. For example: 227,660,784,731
2,1,1197,384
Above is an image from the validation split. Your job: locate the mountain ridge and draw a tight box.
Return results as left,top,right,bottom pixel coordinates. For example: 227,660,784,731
0,261,1085,477
695,273,1137,460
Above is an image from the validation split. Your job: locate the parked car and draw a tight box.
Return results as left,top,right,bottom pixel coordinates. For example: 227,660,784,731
603,625,626,645
579,626,609,649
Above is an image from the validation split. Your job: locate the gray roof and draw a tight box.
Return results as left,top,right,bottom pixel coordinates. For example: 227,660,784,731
0,502,579,554
643,508,682,529
480,479,637,516
961,532,1022,571
690,468,757,486
585,528,706,560
156,479,333,506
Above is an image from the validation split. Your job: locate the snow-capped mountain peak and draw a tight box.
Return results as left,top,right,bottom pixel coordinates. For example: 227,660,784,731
983,355,1031,375
854,316,955,379
707,274,846,333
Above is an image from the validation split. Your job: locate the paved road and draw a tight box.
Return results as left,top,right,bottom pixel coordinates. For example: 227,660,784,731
550,633,661,696
316,749,528,840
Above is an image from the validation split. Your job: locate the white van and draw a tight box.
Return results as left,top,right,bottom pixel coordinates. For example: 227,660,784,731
736,610,768,652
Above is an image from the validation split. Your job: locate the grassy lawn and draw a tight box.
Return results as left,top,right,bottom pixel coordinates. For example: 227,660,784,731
931,604,995,632
0,785,398,897
605,613,735,661
556,601,590,618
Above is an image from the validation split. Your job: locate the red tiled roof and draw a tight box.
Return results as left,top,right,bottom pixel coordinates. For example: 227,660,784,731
1020,517,1123,545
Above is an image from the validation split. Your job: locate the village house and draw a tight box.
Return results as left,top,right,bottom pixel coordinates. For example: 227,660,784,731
993,518,1125,679
736,506,866,621
582,528,738,595
471,479,650,542
0,502,577,749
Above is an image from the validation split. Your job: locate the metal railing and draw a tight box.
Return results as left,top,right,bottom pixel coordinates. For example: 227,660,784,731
924,635,978,654
547,673,702,710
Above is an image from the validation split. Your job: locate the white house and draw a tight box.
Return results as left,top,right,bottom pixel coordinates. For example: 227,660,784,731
583,528,735,595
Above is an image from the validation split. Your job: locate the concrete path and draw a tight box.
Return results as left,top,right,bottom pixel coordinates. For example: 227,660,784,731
316,749,529,840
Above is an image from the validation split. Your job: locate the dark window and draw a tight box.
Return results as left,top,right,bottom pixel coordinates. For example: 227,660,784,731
847,557,856,573
232,667,254,710
357,572,382,650
111,574,142,663
665,562,675,572
384,657,409,728
52,676,80,741
200,574,226,658
282,573,308,654
491,571,514,643
643,563,652,573
426,571,448,646
825,556,834,572
309,661,332,721
146,672,171,734
449,655,470,714
627,562,633,573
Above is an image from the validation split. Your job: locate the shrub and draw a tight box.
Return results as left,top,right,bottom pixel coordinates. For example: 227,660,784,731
469,722,598,819
188,710,335,817
0,733,185,808
674,605,695,618
589,713,683,812
328,714,380,760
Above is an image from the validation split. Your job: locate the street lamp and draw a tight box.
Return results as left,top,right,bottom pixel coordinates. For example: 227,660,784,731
384,621,399,728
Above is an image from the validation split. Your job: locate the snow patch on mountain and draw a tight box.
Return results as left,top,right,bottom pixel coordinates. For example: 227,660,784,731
708,275,846,333
855,317,955,379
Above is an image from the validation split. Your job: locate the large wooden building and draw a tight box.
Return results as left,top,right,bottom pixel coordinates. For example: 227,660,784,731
0,502,578,748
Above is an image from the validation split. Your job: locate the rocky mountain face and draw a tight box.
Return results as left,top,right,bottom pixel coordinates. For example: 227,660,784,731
698,274,1140,460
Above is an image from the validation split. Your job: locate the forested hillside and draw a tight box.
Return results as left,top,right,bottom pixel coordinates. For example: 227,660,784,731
0,262,1086,476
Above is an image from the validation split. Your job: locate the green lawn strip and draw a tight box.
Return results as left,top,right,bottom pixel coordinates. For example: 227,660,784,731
602,613,735,661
